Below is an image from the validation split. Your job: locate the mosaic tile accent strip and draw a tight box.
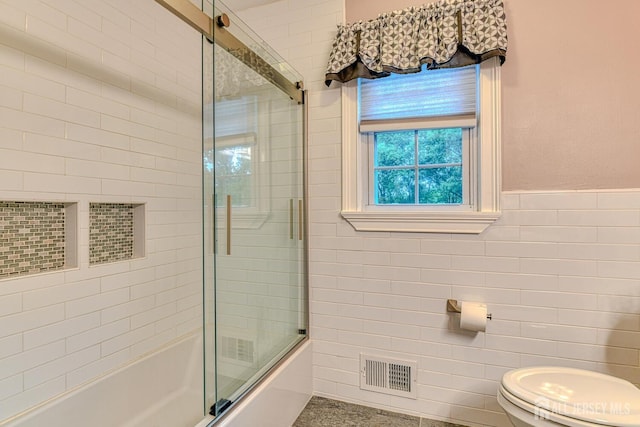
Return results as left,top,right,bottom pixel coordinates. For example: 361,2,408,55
89,203,134,265
0,201,66,279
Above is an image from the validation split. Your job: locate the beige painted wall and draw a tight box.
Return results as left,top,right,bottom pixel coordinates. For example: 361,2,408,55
346,0,640,191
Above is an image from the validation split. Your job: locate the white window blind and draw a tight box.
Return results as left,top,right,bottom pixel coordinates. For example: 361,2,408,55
213,96,258,138
359,65,478,132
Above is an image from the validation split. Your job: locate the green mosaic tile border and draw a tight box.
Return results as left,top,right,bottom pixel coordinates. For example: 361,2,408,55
89,203,134,265
0,201,66,279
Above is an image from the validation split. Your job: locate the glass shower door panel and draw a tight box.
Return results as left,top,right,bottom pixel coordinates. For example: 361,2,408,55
213,44,305,409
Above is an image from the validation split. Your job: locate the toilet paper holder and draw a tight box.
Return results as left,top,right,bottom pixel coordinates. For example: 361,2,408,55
446,299,492,320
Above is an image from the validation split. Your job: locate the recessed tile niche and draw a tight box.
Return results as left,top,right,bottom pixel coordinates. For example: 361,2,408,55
89,203,145,265
0,201,78,279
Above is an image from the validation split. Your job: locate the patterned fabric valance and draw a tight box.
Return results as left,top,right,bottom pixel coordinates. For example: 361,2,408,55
325,0,507,86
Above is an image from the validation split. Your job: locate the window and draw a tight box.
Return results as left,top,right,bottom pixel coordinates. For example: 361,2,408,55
205,96,271,229
341,57,502,234
369,128,469,206
214,134,257,209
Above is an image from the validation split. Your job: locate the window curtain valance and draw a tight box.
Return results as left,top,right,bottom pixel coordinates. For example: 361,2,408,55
324,0,507,86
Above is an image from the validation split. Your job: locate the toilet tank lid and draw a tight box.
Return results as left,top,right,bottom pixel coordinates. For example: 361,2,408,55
502,366,640,427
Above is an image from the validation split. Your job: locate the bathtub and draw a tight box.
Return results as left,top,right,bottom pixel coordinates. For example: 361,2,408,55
1,330,312,427
210,339,312,427
1,331,204,427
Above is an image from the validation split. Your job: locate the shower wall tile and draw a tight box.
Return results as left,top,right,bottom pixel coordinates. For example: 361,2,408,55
23,345,101,390
0,0,202,421
0,149,65,174
24,173,101,194
23,280,100,311
66,319,130,354
0,375,22,402
65,348,131,390
0,341,66,384
1,65,55,104
24,92,101,127
0,106,65,138
23,313,101,351
24,133,100,161
0,84,22,109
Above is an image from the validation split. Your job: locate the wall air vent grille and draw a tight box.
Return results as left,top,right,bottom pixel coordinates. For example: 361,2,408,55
389,363,412,392
220,336,255,365
359,354,417,398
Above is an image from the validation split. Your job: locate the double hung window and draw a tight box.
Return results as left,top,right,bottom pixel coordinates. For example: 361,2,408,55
361,65,477,210
341,57,502,233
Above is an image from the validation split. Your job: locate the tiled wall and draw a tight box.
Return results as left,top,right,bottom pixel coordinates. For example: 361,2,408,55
0,0,202,420
306,190,640,426
238,2,640,427
0,201,66,278
89,203,134,265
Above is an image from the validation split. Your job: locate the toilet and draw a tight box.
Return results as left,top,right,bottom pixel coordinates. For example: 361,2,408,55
497,366,640,427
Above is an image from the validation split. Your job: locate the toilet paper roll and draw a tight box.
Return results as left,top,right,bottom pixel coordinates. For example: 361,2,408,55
460,302,487,332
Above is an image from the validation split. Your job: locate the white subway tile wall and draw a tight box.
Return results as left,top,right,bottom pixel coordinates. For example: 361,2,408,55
238,2,640,427
0,0,202,420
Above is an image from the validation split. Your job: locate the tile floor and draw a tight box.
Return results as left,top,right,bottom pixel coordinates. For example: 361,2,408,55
293,396,468,427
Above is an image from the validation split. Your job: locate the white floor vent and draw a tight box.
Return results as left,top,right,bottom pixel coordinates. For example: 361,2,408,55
359,354,417,399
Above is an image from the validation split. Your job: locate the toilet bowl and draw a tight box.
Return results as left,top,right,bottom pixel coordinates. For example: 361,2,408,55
497,367,640,427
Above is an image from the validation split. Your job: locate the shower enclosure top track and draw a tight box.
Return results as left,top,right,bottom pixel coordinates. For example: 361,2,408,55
154,0,305,104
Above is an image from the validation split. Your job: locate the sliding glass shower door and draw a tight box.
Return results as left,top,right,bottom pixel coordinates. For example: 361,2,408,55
203,1,307,418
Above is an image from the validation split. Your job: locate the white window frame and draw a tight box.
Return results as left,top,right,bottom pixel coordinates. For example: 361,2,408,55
340,57,502,234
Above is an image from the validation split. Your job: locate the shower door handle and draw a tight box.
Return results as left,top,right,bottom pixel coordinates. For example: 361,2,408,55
226,195,231,255
289,199,294,240
298,199,303,241
212,194,216,254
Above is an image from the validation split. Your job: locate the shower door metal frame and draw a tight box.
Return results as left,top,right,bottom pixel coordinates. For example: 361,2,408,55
154,0,304,104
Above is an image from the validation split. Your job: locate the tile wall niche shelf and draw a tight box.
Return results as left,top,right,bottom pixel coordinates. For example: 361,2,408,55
0,201,78,279
89,203,145,265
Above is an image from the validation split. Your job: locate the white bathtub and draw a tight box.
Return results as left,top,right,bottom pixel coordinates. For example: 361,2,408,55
212,339,312,427
1,331,205,427
1,332,312,427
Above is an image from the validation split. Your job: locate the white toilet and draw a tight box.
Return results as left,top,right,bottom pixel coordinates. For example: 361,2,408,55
497,366,640,427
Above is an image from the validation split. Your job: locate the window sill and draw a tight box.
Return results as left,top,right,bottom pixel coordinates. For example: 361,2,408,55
340,210,501,234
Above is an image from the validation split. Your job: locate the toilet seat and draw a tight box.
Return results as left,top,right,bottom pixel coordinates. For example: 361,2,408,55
499,387,598,427
500,367,640,427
